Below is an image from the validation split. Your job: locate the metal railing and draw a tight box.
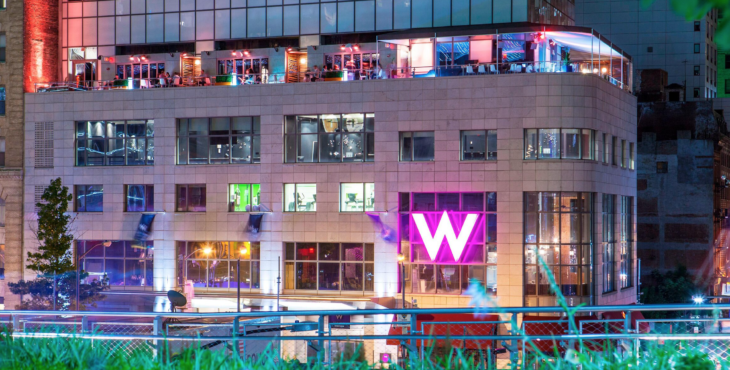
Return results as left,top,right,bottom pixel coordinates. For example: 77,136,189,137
33,60,630,94
2,303,730,367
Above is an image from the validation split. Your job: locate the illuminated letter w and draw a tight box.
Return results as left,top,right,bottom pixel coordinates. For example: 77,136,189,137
412,211,478,261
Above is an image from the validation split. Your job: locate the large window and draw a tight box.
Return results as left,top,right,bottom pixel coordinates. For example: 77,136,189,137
619,196,634,289
176,184,206,212
284,114,374,163
176,241,260,290
340,183,375,212
77,240,154,289
125,185,154,212
217,58,269,75
229,184,261,212
400,132,435,162
461,130,497,161
116,62,166,79
284,184,316,212
524,192,592,307
75,120,154,166
0,244,5,280
284,242,374,292
0,34,5,62
324,53,378,73
602,194,616,293
75,185,103,212
0,87,4,116
399,192,497,295
177,117,260,165
524,129,594,160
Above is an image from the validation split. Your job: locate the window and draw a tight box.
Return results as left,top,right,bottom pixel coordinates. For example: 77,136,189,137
0,87,5,116
620,140,627,168
284,242,374,292
400,131,435,161
324,53,378,73
125,185,154,212
176,241,260,290
75,185,103,212
602,194,616,293
612,136,618,166
695,21,701,31
340,183,375,212
629,143,635,170
725,55,730,69
647,46,653,53
695,43,701,53
0,198,5,228
77,240,154,288
176,184,206,212
217,58,269,76
75,120,154,166
116,62,165,79
524,192,592,306
0,137,5,167
177,117,260,165
229,184,261,212
284,184,316,212
603,133,610,164
695,88,701,98
399,192,498,295
460,130,497,161
619,196,634,289
695,65,701,76
725,80,730,94
0,34,5,62
524,129,595,160
0,244,4,280
284,114,374,163
656,161,668,173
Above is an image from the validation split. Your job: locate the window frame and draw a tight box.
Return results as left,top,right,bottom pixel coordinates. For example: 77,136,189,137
284,242,375,293
629,142,635,170
619,196,634,289
75,184,103,212
284,113,375,164
229,183,261,212
75,120,154,167
340,183,375,212
175,184,207,212
124,184,154,212
399,131,435,162
524,129,595,160
602,194,616,294
177,117,261,165
283,183,317,213
176,241,261,290
460,130,497,161
77,240,154,290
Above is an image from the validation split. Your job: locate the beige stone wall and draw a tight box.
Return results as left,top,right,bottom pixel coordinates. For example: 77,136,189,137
24,73,637,309
0,0,25,310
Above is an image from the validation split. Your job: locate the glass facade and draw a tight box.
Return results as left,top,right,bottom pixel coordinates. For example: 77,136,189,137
284,242,374,292
524,192,592,307
524,129,594,160
176,241,260,289
77,240,154,288
229,183,261,212
399,192,497,295
285,114,374,163
75,120,154,166
177,117,260,165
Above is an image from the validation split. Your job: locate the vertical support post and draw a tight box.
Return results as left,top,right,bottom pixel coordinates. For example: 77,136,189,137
11,314,20,333
277,256,281,311
237,258,241,313
153,316,163,360
509,313,519,365
81,315,90,333
624,311,631,334
233,316,240,359
318,315,326,365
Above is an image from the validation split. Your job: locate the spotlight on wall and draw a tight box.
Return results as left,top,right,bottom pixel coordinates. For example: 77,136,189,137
129,55,135,61
286,47,293,52
141,55,147,60
244,50,250,56
353,44,360,51
232,50,237,56
340,44,346,51
182,52,188,57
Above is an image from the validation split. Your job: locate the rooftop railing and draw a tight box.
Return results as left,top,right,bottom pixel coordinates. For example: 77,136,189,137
33,60,630,94
0,303,727,367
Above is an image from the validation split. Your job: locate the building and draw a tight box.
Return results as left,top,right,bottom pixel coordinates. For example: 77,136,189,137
576,0,718,100
636,100,730,295
19,1,638,311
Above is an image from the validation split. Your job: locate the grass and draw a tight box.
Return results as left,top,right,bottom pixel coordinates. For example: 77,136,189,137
0,257,726,369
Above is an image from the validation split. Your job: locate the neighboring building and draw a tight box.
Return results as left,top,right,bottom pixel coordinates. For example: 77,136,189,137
576,0,718,100
636,101,730,295
719,10,730,98
20,0,638,311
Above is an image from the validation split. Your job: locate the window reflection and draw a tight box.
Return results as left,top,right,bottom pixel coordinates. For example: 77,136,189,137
524,129,595,161
176,241,261,289
285,114,374,163
77,240,154,289
75,120,154,166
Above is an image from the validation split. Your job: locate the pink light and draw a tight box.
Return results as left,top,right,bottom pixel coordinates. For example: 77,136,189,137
412,211,479,261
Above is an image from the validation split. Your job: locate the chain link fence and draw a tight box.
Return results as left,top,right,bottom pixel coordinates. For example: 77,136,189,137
638,319,730,362
91,322,155,357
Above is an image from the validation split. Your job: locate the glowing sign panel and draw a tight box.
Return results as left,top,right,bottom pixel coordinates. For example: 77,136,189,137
412,211,481,261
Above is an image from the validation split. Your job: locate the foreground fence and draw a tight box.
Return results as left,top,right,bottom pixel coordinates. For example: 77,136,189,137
2,304,730,368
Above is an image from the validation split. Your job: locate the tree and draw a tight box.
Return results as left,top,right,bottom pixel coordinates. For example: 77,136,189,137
643,0,730,48
8,178,109,310
641,265,708,318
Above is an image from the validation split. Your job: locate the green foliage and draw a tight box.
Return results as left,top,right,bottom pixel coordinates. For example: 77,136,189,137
643,0,730,49
641,266,706,318
7,178,109,310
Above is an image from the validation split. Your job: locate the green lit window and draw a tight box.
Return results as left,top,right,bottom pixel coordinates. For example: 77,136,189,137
229,184,261,212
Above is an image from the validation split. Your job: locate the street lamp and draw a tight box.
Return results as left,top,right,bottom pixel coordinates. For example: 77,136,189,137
397,253,405,312
237,246,247,313
179,246,212,292
77,240,112,311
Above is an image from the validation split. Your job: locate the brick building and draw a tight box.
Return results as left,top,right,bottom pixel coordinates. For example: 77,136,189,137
636,100,730,294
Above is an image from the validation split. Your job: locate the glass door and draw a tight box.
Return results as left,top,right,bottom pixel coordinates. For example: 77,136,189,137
73,60,97,87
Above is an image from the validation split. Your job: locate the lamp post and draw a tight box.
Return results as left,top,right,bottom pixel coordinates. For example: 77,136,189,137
237,246,247,313
76,240,111,311
397,253,405,312
180,247,212,289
